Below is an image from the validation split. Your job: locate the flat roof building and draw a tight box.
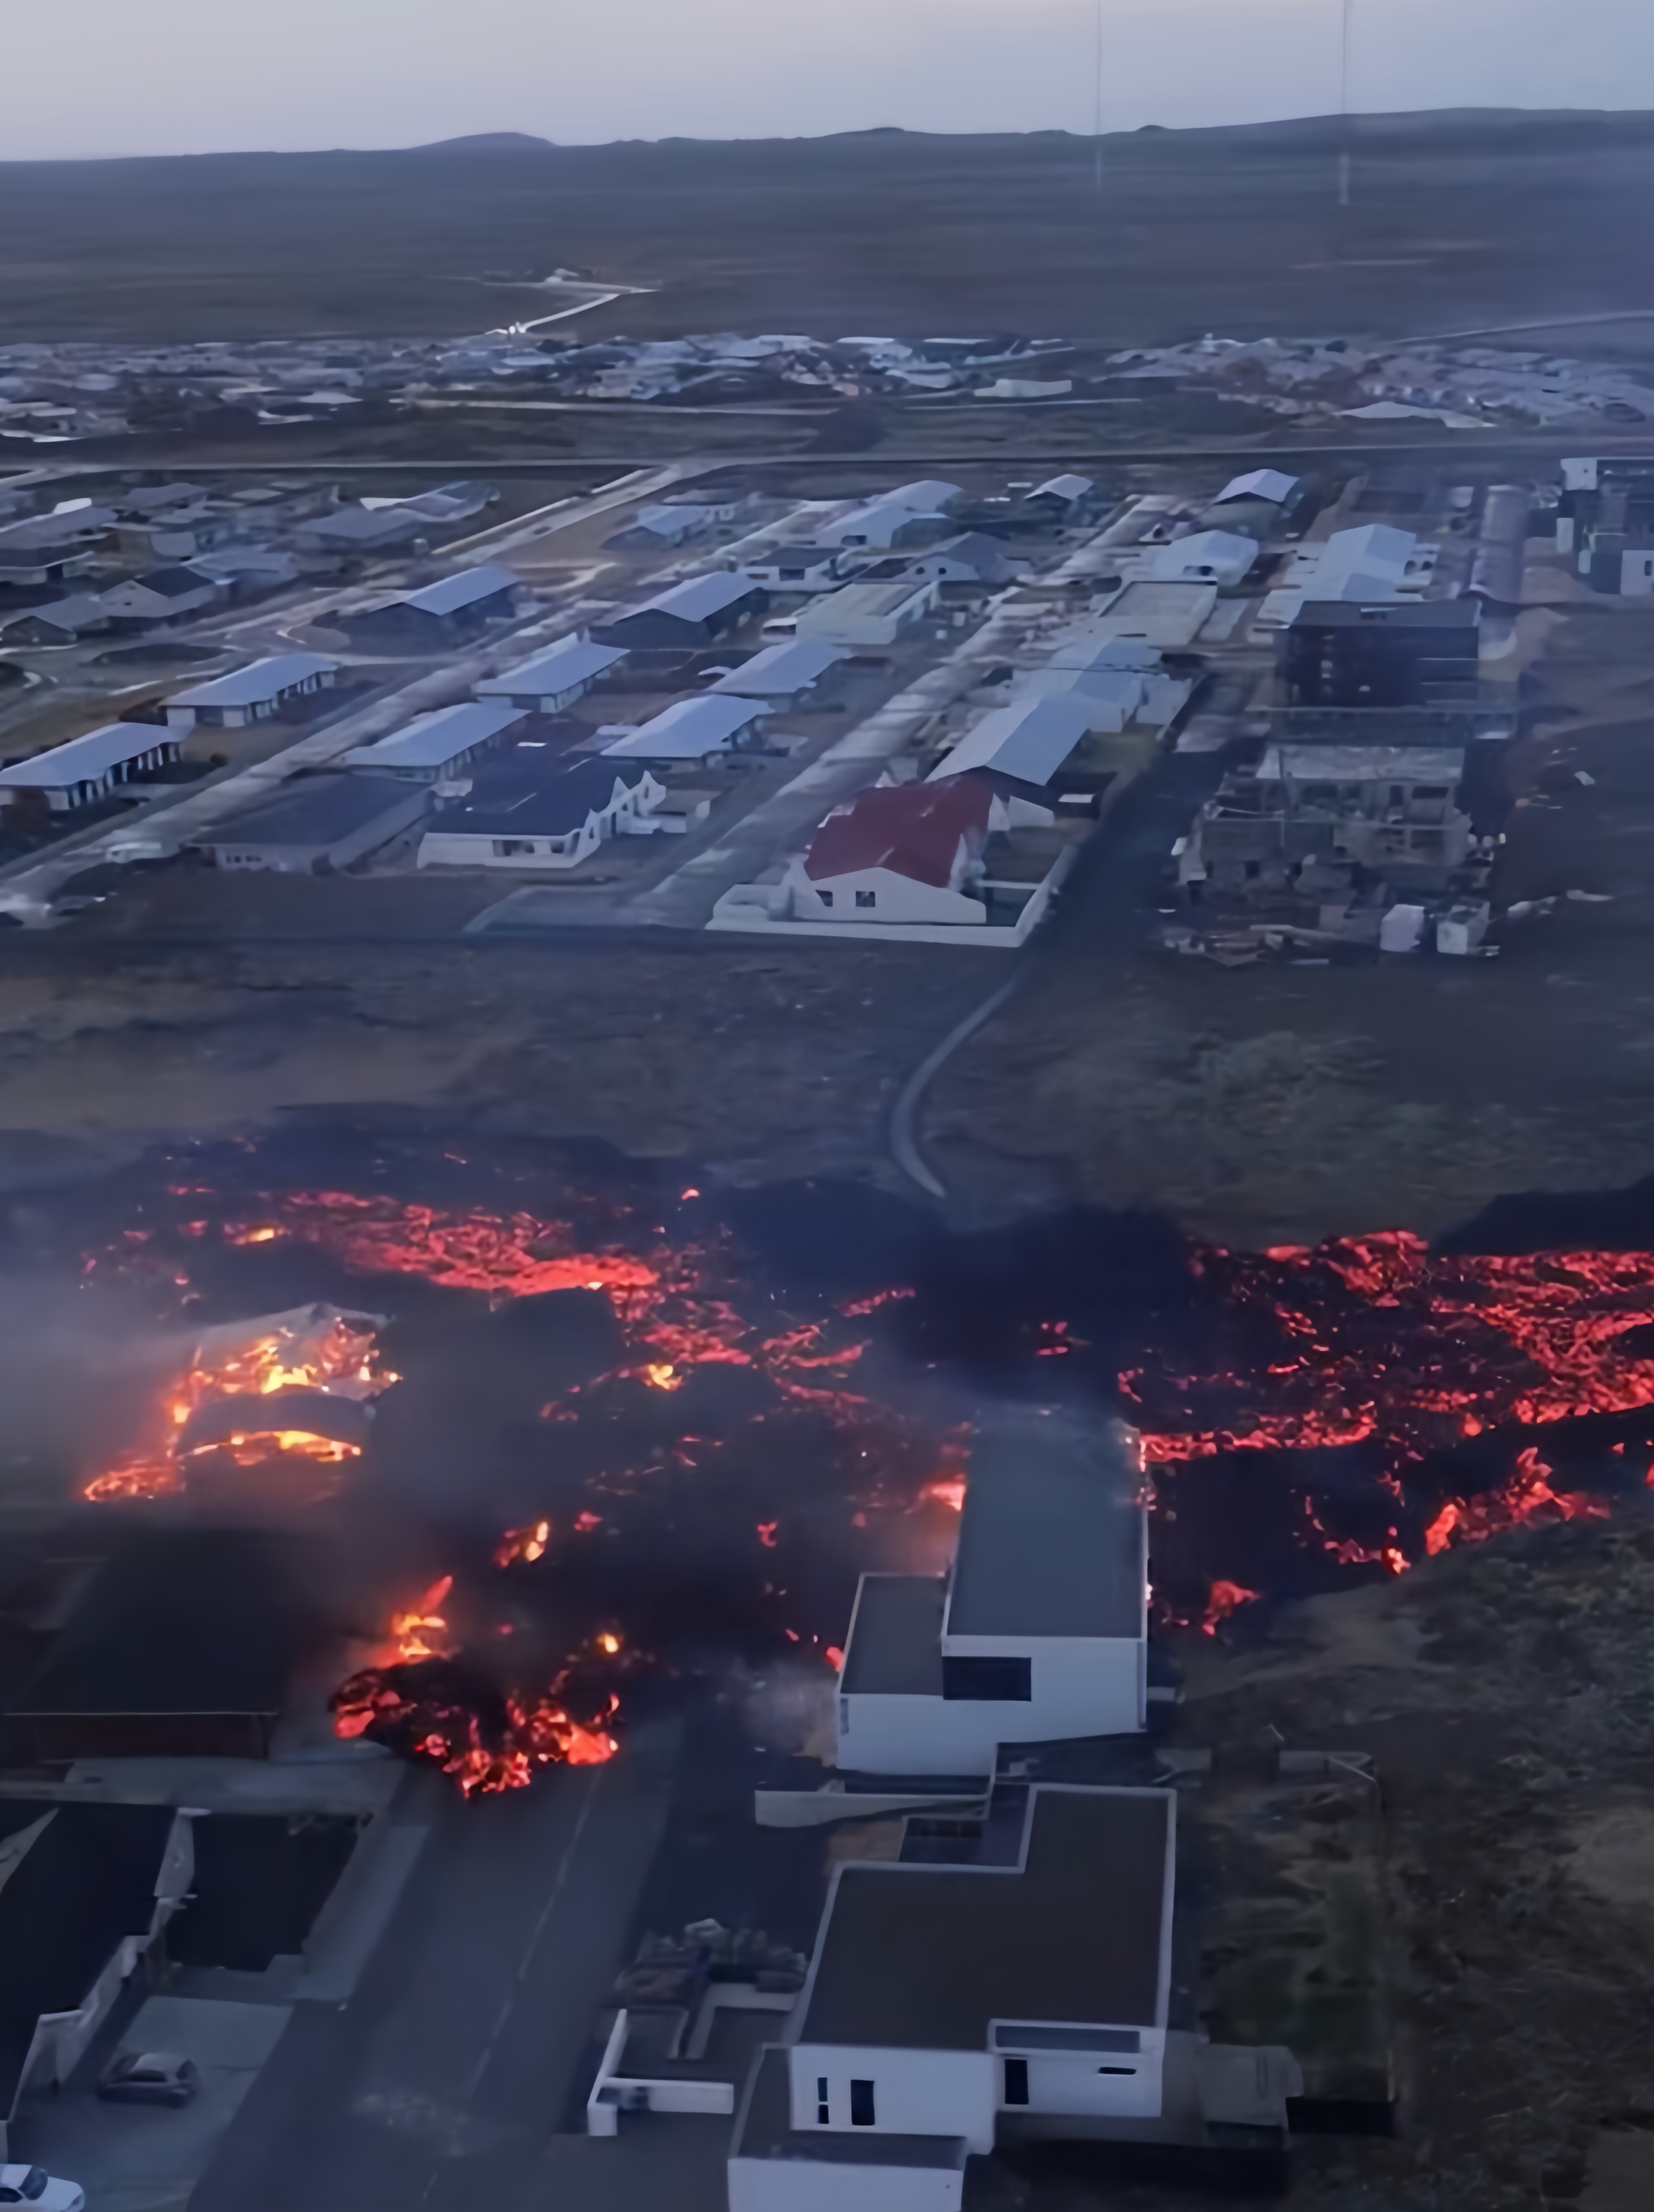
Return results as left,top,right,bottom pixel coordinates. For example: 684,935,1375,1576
164,653,338,731
730,1784,1180,2208
343,699,527,782
836,1414,1147,1777
188,772,429,873
1279,597,1482,708
474,636,629,713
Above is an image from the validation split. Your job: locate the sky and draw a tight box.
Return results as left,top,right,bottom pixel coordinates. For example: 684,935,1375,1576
8,0,1654,160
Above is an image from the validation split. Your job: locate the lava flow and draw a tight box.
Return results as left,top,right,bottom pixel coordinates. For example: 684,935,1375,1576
331,1569,622,1796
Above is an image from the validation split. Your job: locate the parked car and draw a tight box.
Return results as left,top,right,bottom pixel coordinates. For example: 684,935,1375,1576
97,2051,199,2107
0,2166,84,2209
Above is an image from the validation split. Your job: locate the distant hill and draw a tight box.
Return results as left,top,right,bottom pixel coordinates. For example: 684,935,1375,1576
414,132,555,154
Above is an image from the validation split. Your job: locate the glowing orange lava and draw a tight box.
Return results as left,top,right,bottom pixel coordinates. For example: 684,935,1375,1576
1202,1579,1261,1634
1422,1447,1609,1555
494,1520,551,1567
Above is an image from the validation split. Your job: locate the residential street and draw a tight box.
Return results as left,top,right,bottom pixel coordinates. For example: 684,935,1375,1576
191,1720,682,2212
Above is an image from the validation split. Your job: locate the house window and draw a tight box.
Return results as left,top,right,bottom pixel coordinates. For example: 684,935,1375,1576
493,839,535,858
818,889,833,906
1003,2059,1030,2107
850,2080,877,2127
942,1655,1032,1702
816,2076,830,2125
855,889,876,908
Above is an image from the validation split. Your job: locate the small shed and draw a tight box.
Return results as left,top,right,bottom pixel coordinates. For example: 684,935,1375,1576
343,699,527,782
0,594,110,647
190,773,429,873
475,636,630,712
590,574,767,652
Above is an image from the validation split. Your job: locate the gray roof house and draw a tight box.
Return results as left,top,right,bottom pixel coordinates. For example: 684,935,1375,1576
419,758,666,873
474,636,630,712
343,700,527,782
0,724,182,813
189,773,429,873
590,573,767,651
164,653,338,730
346,564,520,644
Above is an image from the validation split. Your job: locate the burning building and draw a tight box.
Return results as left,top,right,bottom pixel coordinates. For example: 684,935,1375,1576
834,1416,1147,1778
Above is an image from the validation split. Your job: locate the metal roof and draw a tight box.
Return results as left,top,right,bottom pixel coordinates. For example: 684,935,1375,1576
168,653,337,709
710,640,848,697
947,1415,1146,1640
344,699,525,770
884,479,963,512
426,759,654,840
601,694,767,758
195,774,424,848
0,723,175,790
476,636,628,697
799,1787,1174,2048
928,697,1094,786
390,564,519,616
803,579,931,620
628,571,759,623
1214,467,1300,505
1028,473,1095,502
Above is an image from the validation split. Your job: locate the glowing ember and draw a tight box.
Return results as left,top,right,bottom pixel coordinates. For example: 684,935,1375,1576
330,1662,619,1795
917,1476,966,1512
1202,1579,1261,1634
639,1362,682,1391
1126,1232,1654,1469
1423,1447,1609,1555
494,1520,551,1567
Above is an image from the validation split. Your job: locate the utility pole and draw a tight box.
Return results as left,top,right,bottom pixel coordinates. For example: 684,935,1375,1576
1093,0,1105,192
1338,0,1353,205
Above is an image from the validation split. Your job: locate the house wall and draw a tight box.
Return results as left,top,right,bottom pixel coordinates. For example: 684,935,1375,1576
790,864,984,927
838,1636,1144,1777
1620,549,1654,596
729,2155,963,2212
799,585,937,647
789,2044,995,2154
1014,2038,1167,2121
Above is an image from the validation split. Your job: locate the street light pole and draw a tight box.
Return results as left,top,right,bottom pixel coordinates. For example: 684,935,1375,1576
1093,0,1105,192
1338,0,1353,206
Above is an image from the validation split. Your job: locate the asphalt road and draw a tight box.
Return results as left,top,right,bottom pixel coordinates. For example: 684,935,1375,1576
191,1719,683,2212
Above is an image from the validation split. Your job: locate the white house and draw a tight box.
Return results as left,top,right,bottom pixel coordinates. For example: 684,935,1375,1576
900,535,1025,588
786,778,993,927
601,694,769,764
474,636,630,713
728,1784,1177,2212
797,578,937,648
164,653,338,731
343,700,528,783
1023,473,1095,515
835,1416,1147,1779
418,759,665,871
817,486,961,552
1210,467,1300,509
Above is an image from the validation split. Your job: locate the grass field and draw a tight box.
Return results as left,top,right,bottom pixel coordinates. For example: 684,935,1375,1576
4,109,1654,347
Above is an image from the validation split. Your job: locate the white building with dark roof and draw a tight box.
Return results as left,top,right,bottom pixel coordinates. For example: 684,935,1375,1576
835,1417,1147,1778
729,1784,1180,2211
418,758,665,871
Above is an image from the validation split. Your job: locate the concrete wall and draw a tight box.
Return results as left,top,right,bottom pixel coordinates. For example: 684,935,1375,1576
789,2044,994,2154
729,2154,963,2212
838,1637,1143,1777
